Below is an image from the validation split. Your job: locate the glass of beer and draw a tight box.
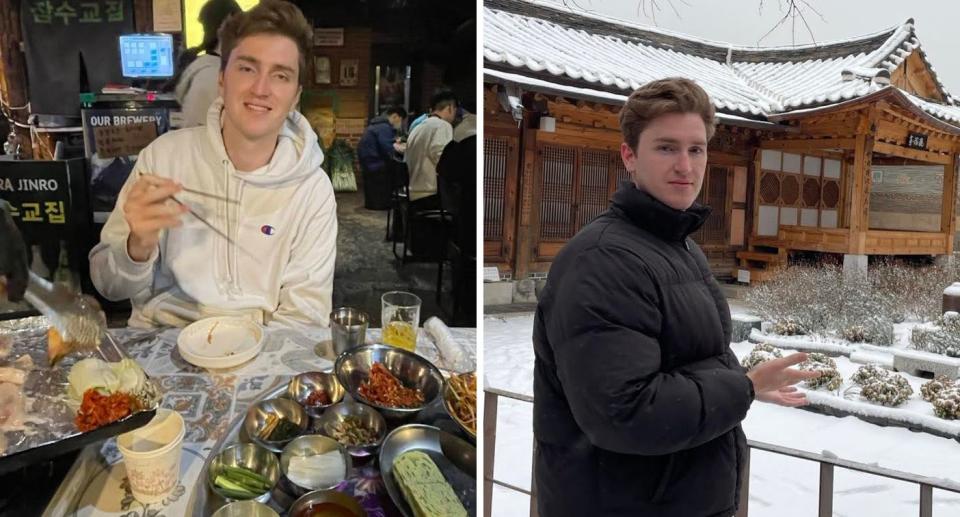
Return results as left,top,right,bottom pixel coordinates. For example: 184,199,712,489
381,291,421,352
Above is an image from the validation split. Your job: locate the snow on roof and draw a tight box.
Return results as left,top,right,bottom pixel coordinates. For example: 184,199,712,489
485,0,959,126
484,68,791,132
904,90,960,125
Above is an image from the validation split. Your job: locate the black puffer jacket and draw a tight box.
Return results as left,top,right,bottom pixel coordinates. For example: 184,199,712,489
533,182,755,517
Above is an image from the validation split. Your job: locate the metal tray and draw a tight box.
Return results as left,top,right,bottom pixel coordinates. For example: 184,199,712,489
0,317,159,475
189,374,476,516
379,424,476,517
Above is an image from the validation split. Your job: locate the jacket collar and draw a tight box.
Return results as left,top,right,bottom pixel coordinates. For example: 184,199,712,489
610,181,711,242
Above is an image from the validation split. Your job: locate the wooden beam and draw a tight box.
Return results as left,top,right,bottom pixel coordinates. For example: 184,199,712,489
0,0,33,158
760,138,856,152
709,151,751,167
514,117,540,279
942,153,958,254
536,127,620,150
872,141,952,165
133,0,153,32
772,103,869,123
848,108,878,253
882,105,959,141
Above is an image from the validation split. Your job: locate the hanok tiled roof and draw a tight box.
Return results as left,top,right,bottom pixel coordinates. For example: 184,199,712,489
484,0,959,127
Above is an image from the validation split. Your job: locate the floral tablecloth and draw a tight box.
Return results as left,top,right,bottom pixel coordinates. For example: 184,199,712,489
41,324,476,517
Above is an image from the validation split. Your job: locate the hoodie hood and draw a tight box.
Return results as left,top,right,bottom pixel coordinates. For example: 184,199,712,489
204,98,324,187
368,115,391,126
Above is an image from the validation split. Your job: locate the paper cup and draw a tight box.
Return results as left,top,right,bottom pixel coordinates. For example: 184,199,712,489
117,408,186,504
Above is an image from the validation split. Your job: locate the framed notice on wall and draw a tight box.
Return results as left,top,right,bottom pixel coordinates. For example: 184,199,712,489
314,56,331,85
340,59,359,86
313,28,344,46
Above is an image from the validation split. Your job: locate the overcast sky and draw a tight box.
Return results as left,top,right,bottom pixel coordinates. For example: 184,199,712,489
538,0,960,97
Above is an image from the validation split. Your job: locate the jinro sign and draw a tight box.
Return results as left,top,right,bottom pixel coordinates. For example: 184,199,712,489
0,160,76,240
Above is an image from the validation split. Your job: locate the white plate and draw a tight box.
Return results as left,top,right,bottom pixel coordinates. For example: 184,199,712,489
177,317,264,369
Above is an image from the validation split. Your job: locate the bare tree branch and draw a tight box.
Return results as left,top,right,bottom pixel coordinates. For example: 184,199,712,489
757,0,825,46
558,0,823,42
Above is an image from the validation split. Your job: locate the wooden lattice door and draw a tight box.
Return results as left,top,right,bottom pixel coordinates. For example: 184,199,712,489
692,166,730,246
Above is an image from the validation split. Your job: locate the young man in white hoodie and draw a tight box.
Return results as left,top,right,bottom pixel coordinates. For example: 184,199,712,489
89,0,337,332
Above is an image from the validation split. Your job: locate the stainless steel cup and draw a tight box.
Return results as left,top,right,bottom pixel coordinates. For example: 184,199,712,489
330,307,369,355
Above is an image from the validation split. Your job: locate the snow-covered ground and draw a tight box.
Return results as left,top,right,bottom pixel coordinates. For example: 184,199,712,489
484,311,960,517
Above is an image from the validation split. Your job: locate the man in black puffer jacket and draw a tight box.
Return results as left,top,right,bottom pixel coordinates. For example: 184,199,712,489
533,77,820,517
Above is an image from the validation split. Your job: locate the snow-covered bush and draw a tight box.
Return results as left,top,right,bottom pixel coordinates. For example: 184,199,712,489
860,372,913,407
833,276,895,346
921,375,956,403
800,353,842,391
741,343,783,371
804,353,837,368
850,364,890,386
772,318,804,336
911,312,960,357
747,265,895,344
932,388,960,419
746,265,840,335
872,259,960,322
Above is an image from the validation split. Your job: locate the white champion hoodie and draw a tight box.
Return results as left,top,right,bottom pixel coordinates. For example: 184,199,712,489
89,99,337,332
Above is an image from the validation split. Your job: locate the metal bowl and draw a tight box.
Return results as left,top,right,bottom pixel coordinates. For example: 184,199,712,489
243,398,309,453
207,443,280,504
210,500,280,517
379,424,476,517
316,401,388,458
442,371,477,439
279,435,353,496
288,489,365,517
334,344,444,420
286,371,345,418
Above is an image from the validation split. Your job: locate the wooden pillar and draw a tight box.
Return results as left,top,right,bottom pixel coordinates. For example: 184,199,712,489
0,0,34,159
941,151,958,254
847,108,877,254
513,112,539,279
133,0,153,33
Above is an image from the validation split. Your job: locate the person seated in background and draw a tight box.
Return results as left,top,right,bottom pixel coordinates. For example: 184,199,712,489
357,106,407,209
403,91,457,210
452,105,475,144
358,107,406,173
171,0,242,128
89,0,337,332
406,110,429,135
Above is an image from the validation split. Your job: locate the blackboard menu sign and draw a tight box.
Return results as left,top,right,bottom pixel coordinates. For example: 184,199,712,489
20,0,134,116
81,107,169,220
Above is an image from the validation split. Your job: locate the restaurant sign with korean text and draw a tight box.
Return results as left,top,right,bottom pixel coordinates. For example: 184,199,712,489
0,160,78,240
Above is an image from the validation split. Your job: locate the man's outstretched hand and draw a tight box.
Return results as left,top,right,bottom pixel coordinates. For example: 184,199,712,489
747,352,821,407
756,385,810,407
0,201,28,302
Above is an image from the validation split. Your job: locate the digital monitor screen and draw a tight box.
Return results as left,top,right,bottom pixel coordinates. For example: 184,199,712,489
119,34,174,78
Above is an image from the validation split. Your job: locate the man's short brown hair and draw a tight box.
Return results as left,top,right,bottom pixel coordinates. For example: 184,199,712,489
219,0,313,85
618,77,717,148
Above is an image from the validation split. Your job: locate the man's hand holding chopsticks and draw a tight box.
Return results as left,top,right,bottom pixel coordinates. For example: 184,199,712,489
123,174,189,262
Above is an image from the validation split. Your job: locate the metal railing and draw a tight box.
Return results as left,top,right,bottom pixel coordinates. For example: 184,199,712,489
483,387,960,517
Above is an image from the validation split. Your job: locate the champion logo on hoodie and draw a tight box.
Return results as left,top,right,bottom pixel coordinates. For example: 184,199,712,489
260,225,276,235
